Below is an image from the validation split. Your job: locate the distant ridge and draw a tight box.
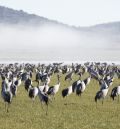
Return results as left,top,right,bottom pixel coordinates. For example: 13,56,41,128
0,5,120,31
0,6,64,26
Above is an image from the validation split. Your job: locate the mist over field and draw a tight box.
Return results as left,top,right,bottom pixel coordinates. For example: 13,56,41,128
0,24,119,62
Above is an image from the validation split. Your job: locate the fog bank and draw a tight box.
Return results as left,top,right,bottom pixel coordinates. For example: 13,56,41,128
0,24,119,61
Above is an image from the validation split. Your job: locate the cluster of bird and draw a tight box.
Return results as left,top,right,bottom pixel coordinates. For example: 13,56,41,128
1,62,120,114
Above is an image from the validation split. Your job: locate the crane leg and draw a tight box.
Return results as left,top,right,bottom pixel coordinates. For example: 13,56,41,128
41,101,44,110
118,95,119,102
96,101,97,108
5,102,7,112
7,103,10,113
102,99,104,105
46,104,48,115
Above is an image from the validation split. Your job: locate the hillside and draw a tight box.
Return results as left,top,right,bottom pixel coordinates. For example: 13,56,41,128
0,6,61,26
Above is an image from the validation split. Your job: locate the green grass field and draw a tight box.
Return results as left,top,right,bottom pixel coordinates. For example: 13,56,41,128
0,72,120,129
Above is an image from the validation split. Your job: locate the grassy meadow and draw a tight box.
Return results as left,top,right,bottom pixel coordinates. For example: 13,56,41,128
0,72,120,129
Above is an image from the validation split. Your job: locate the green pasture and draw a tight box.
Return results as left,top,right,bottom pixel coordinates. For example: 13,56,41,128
0,72,120,129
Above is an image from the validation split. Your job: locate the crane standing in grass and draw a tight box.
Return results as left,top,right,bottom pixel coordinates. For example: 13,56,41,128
76,81,86,96
95,79,109,105
110,85,120,101
28,86,38,102
47,74,61,99
62,85,73,98
1,79,13,112
24,76,32,91
65,71,74,81
38,87,51,115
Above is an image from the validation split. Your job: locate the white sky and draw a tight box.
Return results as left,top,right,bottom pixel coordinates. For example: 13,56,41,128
0,0,120,26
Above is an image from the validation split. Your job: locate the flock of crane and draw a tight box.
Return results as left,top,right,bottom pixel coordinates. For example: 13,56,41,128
1,62,120,114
